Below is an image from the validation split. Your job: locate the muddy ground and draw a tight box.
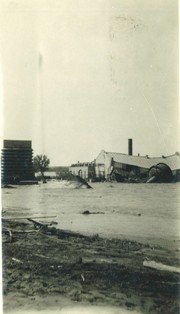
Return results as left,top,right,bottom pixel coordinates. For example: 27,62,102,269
2,219,180,314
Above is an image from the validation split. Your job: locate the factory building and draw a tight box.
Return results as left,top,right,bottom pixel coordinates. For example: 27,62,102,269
95,150,180,181
1,140,36,184
95,139,180,182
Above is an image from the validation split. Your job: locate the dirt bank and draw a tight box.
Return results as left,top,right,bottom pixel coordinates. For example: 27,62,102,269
2,219,180,314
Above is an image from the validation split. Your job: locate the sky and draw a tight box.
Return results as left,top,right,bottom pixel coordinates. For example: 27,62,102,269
0,0,179,166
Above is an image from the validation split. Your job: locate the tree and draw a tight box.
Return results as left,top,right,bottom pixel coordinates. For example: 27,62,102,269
33,154,50,179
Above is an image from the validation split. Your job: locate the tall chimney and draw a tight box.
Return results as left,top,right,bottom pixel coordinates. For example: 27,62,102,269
128,138,133,156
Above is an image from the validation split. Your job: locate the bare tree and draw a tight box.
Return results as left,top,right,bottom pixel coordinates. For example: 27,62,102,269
33,154,50,180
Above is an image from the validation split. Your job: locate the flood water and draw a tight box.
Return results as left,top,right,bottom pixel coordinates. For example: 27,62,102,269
2,181,180,246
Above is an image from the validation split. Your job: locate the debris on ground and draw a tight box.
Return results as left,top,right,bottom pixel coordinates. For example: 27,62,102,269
2,219,180,314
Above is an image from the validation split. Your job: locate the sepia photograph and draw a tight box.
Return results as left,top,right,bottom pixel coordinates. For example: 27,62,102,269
0,0,179,313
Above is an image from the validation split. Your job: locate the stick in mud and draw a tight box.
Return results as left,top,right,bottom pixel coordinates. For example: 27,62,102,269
143,260,180,274
27,218,48,229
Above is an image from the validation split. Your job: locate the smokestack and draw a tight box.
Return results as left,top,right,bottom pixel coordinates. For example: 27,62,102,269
128,139,133,156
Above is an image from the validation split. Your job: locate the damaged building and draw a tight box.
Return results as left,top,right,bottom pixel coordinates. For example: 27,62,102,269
95,140,180,183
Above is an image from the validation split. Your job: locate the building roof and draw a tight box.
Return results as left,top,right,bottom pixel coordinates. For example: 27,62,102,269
98,151,180,171
3,139,32,149
70,162,94,167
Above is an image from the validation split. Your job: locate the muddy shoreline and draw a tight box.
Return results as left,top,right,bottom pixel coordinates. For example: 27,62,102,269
2,219,180,314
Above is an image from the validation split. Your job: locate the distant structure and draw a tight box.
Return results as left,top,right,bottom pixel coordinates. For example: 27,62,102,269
35,168,70,181
69,162,96,182
1,140,37,184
